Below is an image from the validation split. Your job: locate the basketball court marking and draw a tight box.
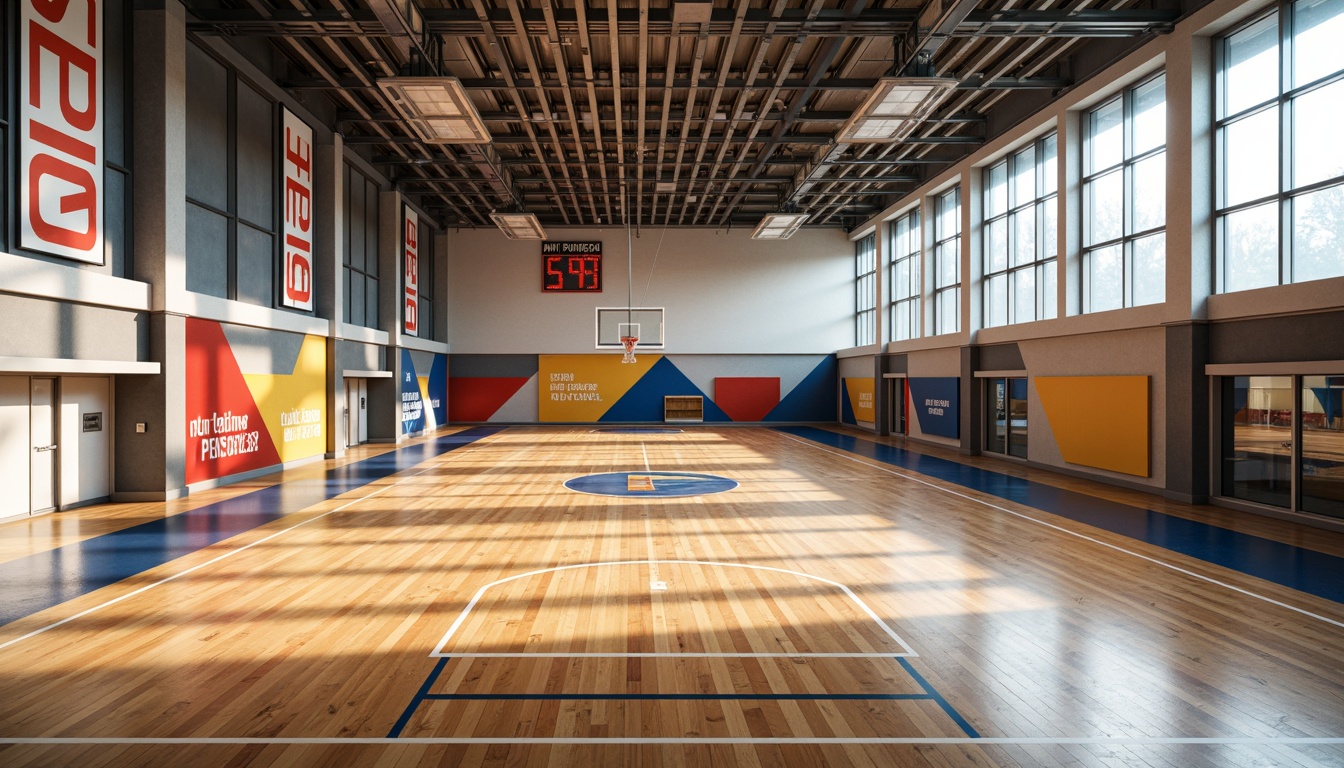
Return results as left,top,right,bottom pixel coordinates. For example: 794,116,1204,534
0,433,499,653
779,431,1344,631
428,559,917,658
563,470,739,497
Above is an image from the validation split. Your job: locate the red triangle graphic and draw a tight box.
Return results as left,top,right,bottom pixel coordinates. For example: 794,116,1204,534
185,318,282,484
449,377,530,422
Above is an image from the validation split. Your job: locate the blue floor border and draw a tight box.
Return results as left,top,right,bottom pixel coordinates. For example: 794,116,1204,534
778,426,1344,604
388,655,980,739
0,426,504,628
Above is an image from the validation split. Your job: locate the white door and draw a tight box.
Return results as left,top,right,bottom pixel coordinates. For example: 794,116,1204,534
356,379,368,444
345,379,369,448
31,378,57,514
0,377,31,520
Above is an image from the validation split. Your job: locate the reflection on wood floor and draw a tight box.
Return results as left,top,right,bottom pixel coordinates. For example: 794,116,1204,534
0,427,1341,767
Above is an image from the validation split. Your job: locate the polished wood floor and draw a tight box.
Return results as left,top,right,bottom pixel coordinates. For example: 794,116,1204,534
1,426,1341,767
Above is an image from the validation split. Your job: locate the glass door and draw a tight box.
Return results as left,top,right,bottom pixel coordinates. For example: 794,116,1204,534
985,378,1028,459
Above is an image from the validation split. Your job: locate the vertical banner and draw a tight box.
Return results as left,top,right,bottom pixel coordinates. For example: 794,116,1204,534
281,108,314,311
404,208,419,337
20,0,104,264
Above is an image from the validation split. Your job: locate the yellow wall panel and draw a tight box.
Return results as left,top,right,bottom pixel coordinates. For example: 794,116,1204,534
538,354,660,422
1034,375,1149,477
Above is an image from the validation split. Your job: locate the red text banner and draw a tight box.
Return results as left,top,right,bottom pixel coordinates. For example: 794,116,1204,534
404,207,419,336
282,109,314,311
21,0,104,264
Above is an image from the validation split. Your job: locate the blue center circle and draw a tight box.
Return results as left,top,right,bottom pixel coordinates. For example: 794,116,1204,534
564,471,738,498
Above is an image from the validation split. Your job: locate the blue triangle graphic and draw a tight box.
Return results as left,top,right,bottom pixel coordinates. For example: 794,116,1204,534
601,357,732,422
765,355,837,422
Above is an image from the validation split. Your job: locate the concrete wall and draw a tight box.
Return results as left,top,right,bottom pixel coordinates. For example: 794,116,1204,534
446,226,853,355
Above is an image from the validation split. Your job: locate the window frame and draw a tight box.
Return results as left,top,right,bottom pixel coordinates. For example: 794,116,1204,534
854,232,877,347
343,162,381,330
888,208,921,342
932,187,961,335
983,133,1058,327
1081,73,1167,312
1214,0,1344,293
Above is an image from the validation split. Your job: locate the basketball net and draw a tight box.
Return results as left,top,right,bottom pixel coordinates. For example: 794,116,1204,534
620,335,639,364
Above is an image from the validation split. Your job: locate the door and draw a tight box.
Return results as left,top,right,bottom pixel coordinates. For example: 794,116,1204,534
887,378,907,435
31,378,57,514
345,379,368,448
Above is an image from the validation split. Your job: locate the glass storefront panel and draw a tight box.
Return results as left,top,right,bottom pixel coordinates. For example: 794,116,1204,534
1223,376,1294,508
1301,376,1344,518
1008,378,1029,459
986,378,1027,459
986,379,1008,455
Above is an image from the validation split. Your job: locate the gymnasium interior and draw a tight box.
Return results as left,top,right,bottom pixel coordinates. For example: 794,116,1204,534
1,0,1342,764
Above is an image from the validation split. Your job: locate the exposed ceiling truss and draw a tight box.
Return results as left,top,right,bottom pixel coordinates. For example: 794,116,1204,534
183,0,1203,232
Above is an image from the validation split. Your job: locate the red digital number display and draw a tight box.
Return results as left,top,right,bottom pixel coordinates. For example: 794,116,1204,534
542,242,602,292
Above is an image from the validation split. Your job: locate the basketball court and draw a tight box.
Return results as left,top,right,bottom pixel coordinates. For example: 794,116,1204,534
0,425,1341,766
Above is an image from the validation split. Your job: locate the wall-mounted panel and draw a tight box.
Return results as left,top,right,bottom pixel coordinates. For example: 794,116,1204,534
1035,375,1150,477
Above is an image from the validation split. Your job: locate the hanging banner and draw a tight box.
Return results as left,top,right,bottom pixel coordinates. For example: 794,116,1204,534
281,108,314,311
404,208,419,337
20,0,104,264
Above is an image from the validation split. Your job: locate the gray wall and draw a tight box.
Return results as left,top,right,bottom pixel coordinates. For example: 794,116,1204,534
446,227,853,354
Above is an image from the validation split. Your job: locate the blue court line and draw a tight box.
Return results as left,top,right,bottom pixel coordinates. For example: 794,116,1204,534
778,426,1344,604
898,657,981,739
0,427,504,628
388,656,980,739
388,656,451,738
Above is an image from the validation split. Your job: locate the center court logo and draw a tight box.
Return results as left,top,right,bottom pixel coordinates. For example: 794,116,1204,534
563,471,738,498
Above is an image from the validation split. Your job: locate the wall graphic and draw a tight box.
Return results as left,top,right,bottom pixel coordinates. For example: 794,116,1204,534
907,377,960,439
1036,375,1149,476
21,0,103,264
401,350,448,435
185,319,326,484
451,354,836,423
842,378,875,425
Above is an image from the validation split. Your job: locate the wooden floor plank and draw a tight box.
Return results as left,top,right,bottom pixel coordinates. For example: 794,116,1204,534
0,426,1341,766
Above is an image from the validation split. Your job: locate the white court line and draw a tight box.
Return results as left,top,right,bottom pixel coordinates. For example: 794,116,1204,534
3,737,1342,746
641,441,651,472
430,559,917,658
780,432,1344,631
0,441,488,654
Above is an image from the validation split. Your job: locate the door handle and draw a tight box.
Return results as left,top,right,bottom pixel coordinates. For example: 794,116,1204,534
34,444,57,452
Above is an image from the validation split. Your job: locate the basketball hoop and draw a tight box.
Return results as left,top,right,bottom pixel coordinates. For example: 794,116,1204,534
620,335,639,363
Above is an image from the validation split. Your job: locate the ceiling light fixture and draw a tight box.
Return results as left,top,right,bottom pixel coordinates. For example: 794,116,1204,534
750,212,809,240
377,77,491,144
835,76,959,143
490,211,548,240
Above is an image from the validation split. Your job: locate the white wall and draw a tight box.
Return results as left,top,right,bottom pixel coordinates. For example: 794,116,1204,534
0,377,30,519
446,227,853,354
60,377,111,506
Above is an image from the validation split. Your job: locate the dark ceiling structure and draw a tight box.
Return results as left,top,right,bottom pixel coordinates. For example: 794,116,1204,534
184,0,1200,232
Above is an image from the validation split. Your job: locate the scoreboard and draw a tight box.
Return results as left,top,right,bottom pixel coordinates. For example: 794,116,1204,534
542,241,602,292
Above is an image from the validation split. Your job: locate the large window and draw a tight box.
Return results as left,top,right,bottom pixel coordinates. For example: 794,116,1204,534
343,164,381,328
185,44,277,307
1083,75,1166,312
855,233,877,346
1222,375,1343,519
984,134,1058,327
933,188,961,335
888,209,921,342
1216,0,1344,292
